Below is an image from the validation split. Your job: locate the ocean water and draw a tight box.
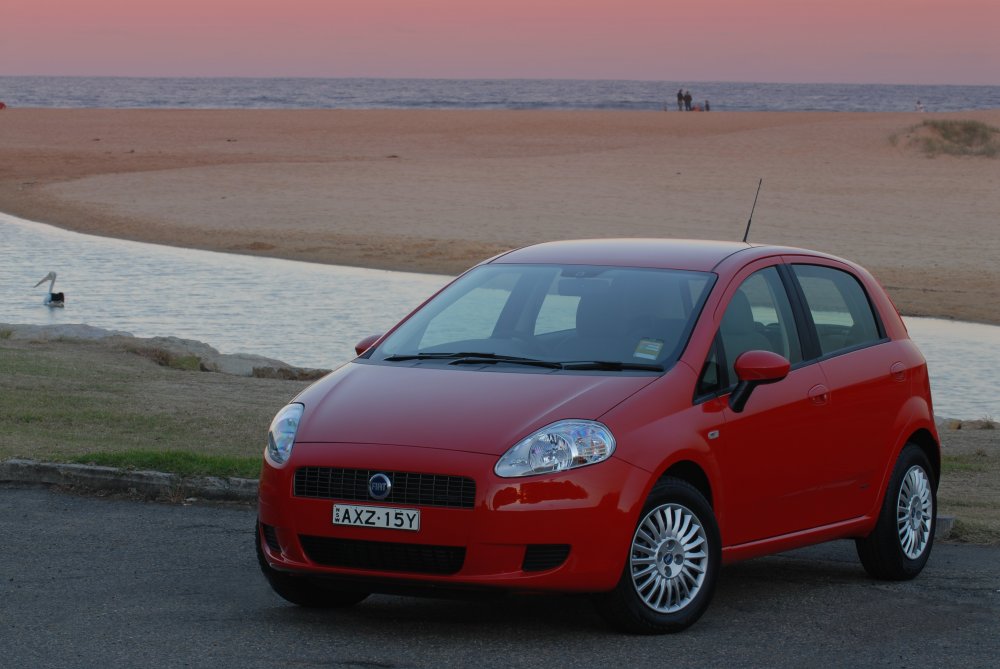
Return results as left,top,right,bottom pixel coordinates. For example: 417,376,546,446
2,214,997,419
1,76,999,112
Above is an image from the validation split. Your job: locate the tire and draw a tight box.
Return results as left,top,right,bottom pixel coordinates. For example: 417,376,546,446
255,522,369,608
855,444,936,580
594,478,721,634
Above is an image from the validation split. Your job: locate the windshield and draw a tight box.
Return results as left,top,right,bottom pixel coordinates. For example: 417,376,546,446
370,264,715,371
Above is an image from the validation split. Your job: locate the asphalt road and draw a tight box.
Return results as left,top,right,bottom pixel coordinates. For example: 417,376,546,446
2,484,998,669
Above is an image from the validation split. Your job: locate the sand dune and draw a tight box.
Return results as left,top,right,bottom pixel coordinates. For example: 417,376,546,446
1,108,997,324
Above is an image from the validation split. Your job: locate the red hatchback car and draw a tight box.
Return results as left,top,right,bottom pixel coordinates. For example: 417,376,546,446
256,239,939,634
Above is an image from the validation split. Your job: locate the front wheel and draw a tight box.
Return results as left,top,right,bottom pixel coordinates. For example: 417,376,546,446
594,478,721,634
855,444,936,580
255,522,369,608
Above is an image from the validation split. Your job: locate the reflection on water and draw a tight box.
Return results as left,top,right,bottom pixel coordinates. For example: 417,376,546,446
1,213,997,419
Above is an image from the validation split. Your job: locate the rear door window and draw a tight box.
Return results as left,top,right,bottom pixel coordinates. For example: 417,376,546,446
792,265,882,356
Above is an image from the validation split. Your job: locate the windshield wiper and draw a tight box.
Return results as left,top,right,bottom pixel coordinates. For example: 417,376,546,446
557,360,665,372
383,352,564,369
382,353,662,372
383,352,469,361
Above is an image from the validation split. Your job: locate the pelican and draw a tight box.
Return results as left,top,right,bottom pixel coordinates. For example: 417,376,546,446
34,271,65,308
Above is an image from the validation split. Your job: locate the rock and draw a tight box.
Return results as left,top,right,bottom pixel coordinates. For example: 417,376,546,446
3,323,133,340
1,322,330,379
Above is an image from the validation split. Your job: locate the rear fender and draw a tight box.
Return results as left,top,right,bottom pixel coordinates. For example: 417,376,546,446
869,395,940,518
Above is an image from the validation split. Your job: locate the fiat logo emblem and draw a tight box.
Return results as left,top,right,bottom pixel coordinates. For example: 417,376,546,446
368,473,392,500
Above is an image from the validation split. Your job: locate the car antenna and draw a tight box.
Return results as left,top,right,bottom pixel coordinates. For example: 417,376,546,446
742,178,763,243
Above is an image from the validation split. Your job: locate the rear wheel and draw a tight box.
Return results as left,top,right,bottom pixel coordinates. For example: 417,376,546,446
255,522,369,608
595,478,720,634
855,444,936,580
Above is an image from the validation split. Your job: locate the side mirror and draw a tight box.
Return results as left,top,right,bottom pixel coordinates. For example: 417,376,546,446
728,350,790,413
354,333,382,357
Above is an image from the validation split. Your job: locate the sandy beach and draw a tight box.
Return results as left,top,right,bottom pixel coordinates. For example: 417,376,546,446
1,108,998,324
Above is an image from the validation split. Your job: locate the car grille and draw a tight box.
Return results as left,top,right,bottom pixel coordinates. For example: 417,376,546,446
522,544,571,572
299,535,465,575
294,467,476,509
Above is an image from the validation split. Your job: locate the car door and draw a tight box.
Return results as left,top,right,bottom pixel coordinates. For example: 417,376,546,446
699,262,838,546
787,261,909,520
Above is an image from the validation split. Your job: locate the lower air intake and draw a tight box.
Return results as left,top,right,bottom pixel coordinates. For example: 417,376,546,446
300,536,465,575
522,544,571,572
260,523,281,553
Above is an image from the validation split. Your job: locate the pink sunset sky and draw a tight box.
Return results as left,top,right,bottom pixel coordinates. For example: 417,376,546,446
2,0,997,85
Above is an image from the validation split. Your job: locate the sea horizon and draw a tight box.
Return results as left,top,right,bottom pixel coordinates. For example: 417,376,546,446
2,75,999,113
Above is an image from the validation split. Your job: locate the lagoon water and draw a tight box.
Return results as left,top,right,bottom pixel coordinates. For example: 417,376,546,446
0,214,448,369
2,213,997,419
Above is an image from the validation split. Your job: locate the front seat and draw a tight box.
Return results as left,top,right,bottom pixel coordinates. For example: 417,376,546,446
560,291,626,361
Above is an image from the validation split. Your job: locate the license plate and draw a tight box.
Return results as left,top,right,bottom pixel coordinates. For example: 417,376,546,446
333,504,421,532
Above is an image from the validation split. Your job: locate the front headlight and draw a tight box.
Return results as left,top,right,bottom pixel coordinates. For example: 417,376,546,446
266,403,304,466
495,420,616,478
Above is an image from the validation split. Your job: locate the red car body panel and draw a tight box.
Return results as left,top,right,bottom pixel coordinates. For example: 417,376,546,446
293,363,658,455
258,239,939,591
493,238,752,272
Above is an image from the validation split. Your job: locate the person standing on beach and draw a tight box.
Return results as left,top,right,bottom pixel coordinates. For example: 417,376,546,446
677,89,684,111
684,91,692,111
705,100,711,112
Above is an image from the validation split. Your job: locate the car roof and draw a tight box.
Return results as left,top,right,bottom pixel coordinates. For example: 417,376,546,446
489,239,831,272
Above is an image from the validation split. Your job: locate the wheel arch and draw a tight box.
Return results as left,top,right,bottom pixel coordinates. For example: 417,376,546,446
864,410,941,528
658,460,714,509
906,427,941,488
871,396,940,506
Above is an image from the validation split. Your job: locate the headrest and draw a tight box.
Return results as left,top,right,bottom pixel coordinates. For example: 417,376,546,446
721,290,757,336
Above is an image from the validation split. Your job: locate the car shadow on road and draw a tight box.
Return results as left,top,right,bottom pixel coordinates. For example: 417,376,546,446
256,541,876,640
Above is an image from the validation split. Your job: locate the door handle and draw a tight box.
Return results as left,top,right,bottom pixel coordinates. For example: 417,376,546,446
890,361,906,382
808,384,830,405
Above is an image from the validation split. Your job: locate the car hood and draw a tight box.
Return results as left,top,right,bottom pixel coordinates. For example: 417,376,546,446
292,361,658,455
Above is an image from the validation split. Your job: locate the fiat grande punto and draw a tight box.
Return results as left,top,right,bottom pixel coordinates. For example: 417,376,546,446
256,239,938,634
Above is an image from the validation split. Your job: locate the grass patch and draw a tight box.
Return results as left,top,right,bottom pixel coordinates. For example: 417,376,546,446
0,338,308,462
942,452,990,474
945,517,1000,545
65,450,261,479
938,428,1000,545
0,329,12,340
903,120,1000,158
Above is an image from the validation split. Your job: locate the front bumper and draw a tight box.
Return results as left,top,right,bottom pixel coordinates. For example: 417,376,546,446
258,442,649,593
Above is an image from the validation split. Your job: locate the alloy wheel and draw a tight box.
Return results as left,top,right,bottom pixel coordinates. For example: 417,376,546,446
896,465,933,559
629,503,709,613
